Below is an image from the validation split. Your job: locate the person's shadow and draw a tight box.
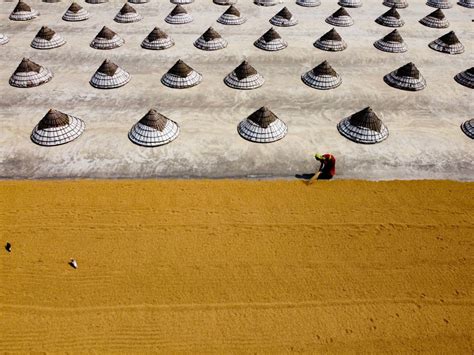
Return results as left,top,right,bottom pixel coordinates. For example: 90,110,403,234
295,173,315,180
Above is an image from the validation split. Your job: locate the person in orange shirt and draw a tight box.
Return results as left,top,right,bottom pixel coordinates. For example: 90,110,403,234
308,153,336,184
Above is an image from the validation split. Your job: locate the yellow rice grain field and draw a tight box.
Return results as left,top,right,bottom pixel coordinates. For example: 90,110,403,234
0,180,473,353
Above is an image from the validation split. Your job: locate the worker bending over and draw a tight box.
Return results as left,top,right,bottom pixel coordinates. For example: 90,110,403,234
308,153,336,184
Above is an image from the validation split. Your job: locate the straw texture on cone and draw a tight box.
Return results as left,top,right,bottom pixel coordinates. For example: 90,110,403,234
224,61,264,90
373,29,407,53
114,3,142,23
9,58,53,88
141,28,174,50
427,0,452,8
90,27,124,50
420,9,449,29
213,0,237,4
31,109,85,146
269,7,298,27
254,0,281,6
254,28,287,51
161,60,202,89
193,27,227,51
375,7,404,27
296,0,320,6
217,5,246,25
62,2,90,21
9,0,39,21
31,26,66,50
338,0,362,7
460,119,474,139
337,107,389,144
128,109,180,147
428,31,464,55
237,107,287,143
457,0,473,7
314,28,347,51
89,59,131,89
383,62,426,91
165,5,193,24
383,0,408,8
0,33,10,45
326,7,354,27
301,61,342,90
454,67,473,89
171,0,194,4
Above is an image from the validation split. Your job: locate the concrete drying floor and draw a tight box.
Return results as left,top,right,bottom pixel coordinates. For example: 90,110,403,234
0,0,472,179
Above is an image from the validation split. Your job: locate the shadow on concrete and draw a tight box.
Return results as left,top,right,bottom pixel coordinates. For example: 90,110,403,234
295,173,315,180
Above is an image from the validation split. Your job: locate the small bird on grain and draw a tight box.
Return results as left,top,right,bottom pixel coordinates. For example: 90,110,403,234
69,258,78,269
5,242,11,252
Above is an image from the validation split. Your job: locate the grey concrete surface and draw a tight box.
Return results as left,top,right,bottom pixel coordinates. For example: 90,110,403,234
0,0,472,179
